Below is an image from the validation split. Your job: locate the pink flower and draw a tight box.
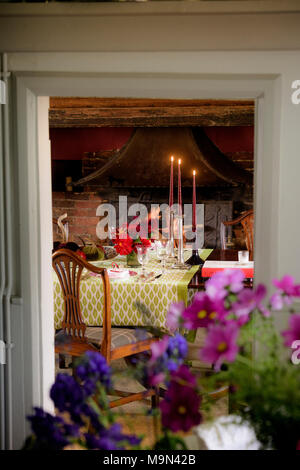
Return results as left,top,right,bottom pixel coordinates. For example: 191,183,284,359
182,292,226,329
166,301,185,333
232,283,269,324
160,365,202,433
205,269,245,301
149,335,169,363
271,275,300,308
149,372,165,387
270,292,284,310
200,322,240,370
273,275,300,296
281,314,300,347
170,363,198,388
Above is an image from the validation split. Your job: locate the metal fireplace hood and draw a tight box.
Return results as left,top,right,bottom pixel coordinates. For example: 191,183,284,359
73,127,252,189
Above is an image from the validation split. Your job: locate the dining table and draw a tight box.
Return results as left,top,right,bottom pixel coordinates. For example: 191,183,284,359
53,248,253,331
188,249,254,290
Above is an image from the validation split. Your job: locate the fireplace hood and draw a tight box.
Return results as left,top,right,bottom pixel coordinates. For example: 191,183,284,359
73,127,252,189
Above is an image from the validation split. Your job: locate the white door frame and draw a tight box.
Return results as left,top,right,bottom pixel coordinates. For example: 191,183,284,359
6,50,300,448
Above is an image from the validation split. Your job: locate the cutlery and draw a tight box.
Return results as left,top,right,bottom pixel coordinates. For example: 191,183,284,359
154,273,163,280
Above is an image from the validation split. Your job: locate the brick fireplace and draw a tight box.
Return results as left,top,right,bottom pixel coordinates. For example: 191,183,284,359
50,98,254,249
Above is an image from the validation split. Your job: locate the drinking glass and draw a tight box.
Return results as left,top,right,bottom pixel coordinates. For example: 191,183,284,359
136,246,149,276
108,225,116,245
155,239,171,274
238,250,249,264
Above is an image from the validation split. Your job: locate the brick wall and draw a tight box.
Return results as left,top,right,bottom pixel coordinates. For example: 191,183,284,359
52,192,105,244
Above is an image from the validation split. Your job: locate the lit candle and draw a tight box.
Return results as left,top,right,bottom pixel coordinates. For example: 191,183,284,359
192,170,196,232
169,156,174,208
178,159,182,214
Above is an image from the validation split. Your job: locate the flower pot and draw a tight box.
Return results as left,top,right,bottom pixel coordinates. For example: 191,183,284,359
126,251,141,268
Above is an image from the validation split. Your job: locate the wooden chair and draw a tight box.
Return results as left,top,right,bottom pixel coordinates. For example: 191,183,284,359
53,248,158,409
220,209,254,253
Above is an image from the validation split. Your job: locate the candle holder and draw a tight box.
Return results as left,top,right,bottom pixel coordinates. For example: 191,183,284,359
186,229,204,266
186,248,204,266
168,209,176,261
172,214,188,270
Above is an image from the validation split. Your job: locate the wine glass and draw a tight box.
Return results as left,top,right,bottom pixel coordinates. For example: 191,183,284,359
136,245,149,277
155,239,171,274
108,225,116,245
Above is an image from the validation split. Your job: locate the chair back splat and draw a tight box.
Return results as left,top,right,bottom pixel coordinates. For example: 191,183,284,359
52,249,111,351
221,209,254,253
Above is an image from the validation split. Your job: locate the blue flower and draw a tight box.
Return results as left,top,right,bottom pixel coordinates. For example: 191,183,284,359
145,334,188,387
167,334,188,359
84,423,141,450
27,407,79,450
50,373,84,415
75,351,112,392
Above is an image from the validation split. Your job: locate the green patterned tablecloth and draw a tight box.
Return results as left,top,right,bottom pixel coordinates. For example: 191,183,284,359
53,249,212,330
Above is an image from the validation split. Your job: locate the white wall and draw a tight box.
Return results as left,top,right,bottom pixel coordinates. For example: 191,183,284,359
1,2,300,52
37,97,55,414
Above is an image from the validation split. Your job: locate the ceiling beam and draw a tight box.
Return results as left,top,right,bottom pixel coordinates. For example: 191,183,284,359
49,97,254,128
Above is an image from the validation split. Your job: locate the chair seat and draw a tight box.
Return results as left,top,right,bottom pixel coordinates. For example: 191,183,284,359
55,327,153,352
86,327,153,350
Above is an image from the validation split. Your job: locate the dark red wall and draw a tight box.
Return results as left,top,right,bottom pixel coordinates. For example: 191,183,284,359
50,126,253,161
50,127,134,160
204,127,254,153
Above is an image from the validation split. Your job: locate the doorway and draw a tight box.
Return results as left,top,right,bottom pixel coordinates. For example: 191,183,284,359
4,57,282,449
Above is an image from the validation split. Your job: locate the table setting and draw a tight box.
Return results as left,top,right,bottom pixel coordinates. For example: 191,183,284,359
53,246,213,330
53,155,254,331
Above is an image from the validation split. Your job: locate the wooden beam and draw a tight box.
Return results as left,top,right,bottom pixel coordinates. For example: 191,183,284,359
49,97,254,127
49,103,254,128
50,97,254,109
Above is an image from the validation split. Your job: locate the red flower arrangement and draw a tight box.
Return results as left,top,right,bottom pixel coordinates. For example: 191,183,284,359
112,223,151,256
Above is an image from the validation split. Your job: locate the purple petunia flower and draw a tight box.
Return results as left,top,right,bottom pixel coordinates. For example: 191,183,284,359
166,301,185,333
182,292,226,329
200,322,240,370
160,365,202,433
281,314,300,347
205,269,245,301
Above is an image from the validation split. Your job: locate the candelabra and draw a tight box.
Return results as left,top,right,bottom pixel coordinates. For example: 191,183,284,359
168,209,176,260
172,214,188,269
186,226,203,266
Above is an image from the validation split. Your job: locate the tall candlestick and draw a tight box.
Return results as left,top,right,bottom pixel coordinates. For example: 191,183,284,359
178,159,182,214
172,214,188,270
186,169,203,267
169,156,174,208
192,170,196,233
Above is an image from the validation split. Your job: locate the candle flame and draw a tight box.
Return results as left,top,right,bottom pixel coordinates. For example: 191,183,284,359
171,155,174,162
193,170,196,176
178,159,181,165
